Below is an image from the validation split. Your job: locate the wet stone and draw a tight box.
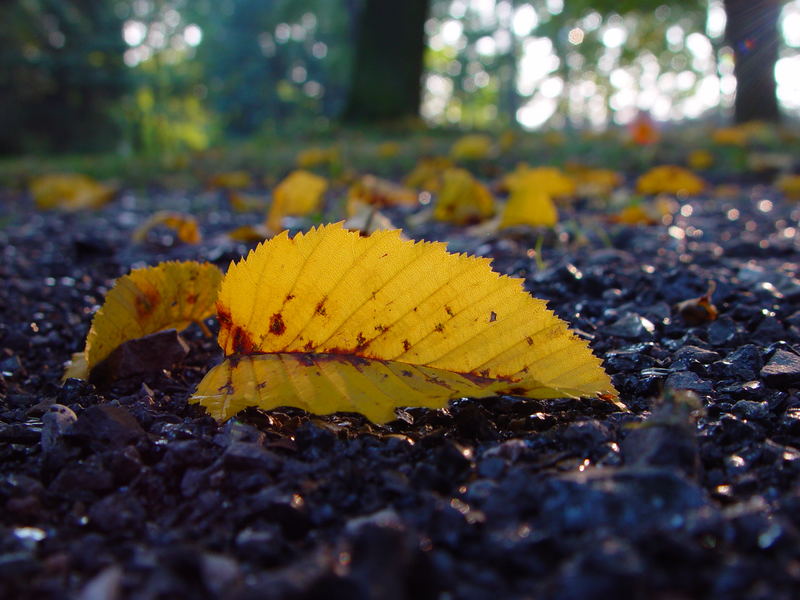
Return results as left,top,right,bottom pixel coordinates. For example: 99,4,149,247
731,400,771,423
603,313,655,340
665,371,713,395
761,350,800,388
707,316,739,347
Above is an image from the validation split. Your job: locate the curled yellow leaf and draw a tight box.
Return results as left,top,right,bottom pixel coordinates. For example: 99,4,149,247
500,190,558,229
65,261,223,380
636,166,705,196
192,223,618,423
133,211,202,245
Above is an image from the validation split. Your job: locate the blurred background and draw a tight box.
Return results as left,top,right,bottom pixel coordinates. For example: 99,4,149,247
0,0,796,156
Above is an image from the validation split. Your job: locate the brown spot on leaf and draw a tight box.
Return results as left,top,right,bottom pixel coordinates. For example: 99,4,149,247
489,311,497,323
134,287,160,319
402,339,411,352
445,305,454,317
506,387,526,396
186,293,198,305
315,298,327,316
480,369,489,378
256,381,268,390
374,324,387,333
356,332,368,348
303,340,314,352
269,313,286,335
525,336,533,346
401,370,413,377
232,326,255,354
285,293,295,302
434,323,445,333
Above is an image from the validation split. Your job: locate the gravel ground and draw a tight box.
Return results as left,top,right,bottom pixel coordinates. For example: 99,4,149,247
1,184,800,599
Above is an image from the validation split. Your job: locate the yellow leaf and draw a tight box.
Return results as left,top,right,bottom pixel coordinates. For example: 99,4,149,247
404,156,453,192
266,170,328,232
208,171,252,189
296,146,339,168
227,224,271,243
450,134,493,161
65,261,223,380
501,165,576,198
500,190,558,228
434,168,495,224
776,174,800,200
346,175,419,216
636,165,705,196
30,174,114,211
567,166,622,197
687,150,714,171
191,223,618,423
133,211,202,245
711,126,747,146
377,141,401,158
228,190,267,212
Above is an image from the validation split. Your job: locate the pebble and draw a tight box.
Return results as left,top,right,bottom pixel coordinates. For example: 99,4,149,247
40,404,77,455
761,350,800,387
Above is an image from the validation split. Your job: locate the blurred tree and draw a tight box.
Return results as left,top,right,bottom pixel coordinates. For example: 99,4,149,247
343,0,431,122
0,0,129,154
724,0,781,122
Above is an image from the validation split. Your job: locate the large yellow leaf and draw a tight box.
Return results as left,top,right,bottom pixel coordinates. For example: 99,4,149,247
65,261,223,380
266,170,328,232
192,223,618,422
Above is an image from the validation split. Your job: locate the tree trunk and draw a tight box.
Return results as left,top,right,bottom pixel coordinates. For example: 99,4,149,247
724,0,781,123
342,0,431,123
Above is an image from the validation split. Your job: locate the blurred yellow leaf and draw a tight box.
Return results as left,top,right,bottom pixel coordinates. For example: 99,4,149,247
434,168,495,224
30,174,114,211
227,224,271,243
567,165,622,197
228,190,268,212
191,223,618,423
208,171,252,189
501,165,576,199
776,174,800,200
133,211,202,245
636,166,705,196
450,134,493,161
712,126,747,146
65,262,223,381
404,156,453,192
377,141,401,158
346,175,419,217
687,150,714,171
296,146,339,168
266,170,328,232
500,191,557,228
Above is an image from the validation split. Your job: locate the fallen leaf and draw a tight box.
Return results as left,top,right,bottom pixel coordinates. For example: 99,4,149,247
30,174,114,211
208,171,253,189
296,146,339,168
227,224,271,243
434,168,495,224
776,174,800,200
711,126,747,146
501,165,576,199
636,166,705,196
133,211,202,245
675,282,718,326
346,175,419,217
500,190,558,229
404,156,453,192
266,170,328,233
450,134,493,161
228,190,268,212
687,150,714,171
64,261,223,380
567,166,622,197
191,223,618,423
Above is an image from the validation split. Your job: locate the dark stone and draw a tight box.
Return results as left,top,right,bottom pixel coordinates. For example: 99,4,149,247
665,371,713,394
40,404,77,455
223,442,280,472
761,350,800,387
707,317,739,347
66,405,147,452
603,313,654,340
731,400,770,422
88,492,146,532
